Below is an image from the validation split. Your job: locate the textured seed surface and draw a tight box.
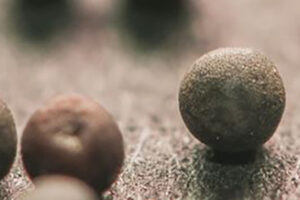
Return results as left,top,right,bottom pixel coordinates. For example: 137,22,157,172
179,48,285,152
0,99,17,180
20,176,98,200
21,94,124,193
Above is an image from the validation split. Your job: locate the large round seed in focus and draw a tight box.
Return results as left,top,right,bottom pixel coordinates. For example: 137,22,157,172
179,48,285,152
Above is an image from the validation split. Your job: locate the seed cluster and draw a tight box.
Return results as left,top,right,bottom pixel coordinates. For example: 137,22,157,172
0,47,288,198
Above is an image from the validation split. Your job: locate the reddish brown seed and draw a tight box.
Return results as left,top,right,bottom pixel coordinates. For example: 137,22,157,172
21,94,124,193
20,175,98,200
0,99,17,179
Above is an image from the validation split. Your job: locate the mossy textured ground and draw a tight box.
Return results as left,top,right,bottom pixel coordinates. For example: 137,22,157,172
0,0,299,199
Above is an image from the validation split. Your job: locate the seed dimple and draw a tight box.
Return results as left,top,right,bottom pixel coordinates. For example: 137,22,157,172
53,134,83,153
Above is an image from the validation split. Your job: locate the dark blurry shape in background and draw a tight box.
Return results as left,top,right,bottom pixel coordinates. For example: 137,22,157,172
12,0,74,43
119,0,190,50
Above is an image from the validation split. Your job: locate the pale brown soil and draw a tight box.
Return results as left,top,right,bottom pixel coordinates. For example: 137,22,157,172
0,0,300,199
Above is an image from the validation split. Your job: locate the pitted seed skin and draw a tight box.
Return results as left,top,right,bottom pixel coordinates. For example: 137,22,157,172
179,48,285,152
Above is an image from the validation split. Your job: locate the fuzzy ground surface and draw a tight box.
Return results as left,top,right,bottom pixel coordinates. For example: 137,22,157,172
0,0,300,199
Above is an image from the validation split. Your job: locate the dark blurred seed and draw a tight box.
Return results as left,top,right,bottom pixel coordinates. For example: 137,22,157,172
119,0,189,49
13,0,74,42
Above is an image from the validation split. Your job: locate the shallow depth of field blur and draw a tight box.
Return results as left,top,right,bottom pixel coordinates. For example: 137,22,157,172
1,0,300,199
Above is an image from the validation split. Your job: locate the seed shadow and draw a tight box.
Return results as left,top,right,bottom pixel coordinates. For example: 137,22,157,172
206,149,258,165
118,0,191,51
182,145,293,200
11,0,74,43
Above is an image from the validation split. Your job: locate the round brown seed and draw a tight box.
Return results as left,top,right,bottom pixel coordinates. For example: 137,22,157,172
21,94,124,193
179,48,285,152
0,99,17,179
